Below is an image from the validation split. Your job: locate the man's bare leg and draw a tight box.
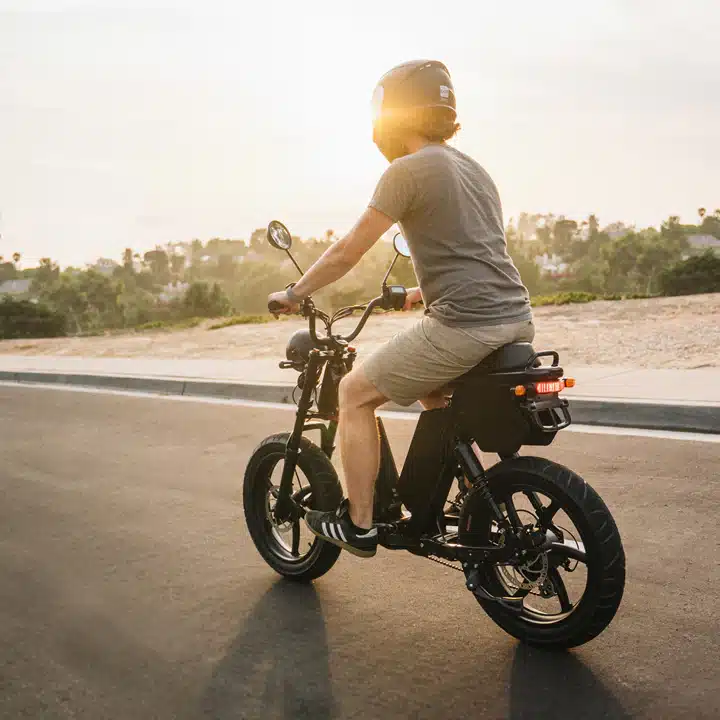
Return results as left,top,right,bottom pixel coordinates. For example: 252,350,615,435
337,367,388,529
419,387,449,410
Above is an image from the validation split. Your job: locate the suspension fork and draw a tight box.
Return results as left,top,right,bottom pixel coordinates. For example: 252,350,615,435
274,351,324,522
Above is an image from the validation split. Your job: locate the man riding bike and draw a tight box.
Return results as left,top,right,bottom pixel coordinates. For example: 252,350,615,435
267,60,534,558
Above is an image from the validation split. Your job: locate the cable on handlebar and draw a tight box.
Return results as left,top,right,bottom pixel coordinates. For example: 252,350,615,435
291,294,386,348
339,296,384,343
330,304,368,324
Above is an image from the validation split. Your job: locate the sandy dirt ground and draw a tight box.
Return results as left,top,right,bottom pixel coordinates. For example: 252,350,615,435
1,293,718,369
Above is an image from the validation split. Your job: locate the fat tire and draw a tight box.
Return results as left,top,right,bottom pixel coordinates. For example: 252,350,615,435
244,433,342,582
458,456,625,649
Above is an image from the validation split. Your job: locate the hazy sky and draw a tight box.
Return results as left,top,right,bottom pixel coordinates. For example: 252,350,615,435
1,1,718,267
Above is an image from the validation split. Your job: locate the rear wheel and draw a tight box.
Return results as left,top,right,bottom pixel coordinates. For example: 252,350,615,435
458,456,625,648
244,433,342,581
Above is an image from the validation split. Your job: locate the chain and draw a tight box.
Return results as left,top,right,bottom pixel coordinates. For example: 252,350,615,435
427,554,464,572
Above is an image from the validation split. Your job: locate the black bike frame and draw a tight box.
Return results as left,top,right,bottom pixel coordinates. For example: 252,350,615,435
271,341,581,591
274,350,327,521
273,346,505,540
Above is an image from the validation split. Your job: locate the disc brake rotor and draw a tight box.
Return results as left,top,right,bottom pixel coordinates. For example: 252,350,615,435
498,551,549,593
495,508,551,594
266,487,293,532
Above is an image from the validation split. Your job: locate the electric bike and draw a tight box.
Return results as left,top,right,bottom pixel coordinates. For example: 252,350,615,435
244,221,625,648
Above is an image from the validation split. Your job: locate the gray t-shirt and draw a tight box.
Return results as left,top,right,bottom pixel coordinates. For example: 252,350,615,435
369,144,532,327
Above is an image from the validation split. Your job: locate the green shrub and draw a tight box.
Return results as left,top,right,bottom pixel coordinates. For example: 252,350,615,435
621,292,653,300
531,291,597,306
134,317,203,332
208,315,271,330
659,251,720,296
601,292,652,301
0,296,66,339
134,320,167,332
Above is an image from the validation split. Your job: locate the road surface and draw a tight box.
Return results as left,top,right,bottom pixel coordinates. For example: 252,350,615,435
1,385,718,719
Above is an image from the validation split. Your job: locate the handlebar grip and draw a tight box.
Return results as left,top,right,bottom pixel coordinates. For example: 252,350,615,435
268,300,285,313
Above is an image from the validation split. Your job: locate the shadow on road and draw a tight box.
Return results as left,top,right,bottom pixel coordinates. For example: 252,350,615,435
199,580,336,720
196,579,630,720
508,644,630,719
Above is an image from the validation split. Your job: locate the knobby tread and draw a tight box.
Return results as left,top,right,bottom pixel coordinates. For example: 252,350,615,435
459,456,626,649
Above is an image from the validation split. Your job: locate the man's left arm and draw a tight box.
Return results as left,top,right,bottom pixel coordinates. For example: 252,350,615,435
283,207,394,302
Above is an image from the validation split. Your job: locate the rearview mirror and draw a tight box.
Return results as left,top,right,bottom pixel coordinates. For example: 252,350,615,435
393,233,411,258
267,220,292,250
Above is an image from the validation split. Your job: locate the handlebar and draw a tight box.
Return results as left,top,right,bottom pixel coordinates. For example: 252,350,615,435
340,296,383,343
268,286,407,350
307,306,330,347
304,295,383,346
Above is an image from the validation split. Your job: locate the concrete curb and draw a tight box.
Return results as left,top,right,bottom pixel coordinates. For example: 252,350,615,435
1,370,718,435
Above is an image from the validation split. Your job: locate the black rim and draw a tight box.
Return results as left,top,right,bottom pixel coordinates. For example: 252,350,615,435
487,483,590,624
253,452,321,565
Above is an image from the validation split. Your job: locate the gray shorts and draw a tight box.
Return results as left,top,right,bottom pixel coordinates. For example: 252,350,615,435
361,315,535,406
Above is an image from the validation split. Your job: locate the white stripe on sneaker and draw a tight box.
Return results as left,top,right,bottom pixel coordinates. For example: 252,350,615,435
322,521,329,537
336,525,347,543
328,524,338,540
356,527,378,538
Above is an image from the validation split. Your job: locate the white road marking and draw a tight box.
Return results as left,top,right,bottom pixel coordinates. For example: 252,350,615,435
1,380,718,443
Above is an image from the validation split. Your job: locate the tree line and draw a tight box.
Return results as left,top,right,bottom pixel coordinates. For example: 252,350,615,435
0,210,718,339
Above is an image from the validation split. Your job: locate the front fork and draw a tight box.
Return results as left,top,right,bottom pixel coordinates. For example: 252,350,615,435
274,351,324,522
273,350,399,524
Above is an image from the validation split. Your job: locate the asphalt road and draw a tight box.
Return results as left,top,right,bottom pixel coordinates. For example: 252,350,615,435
1,385,718,720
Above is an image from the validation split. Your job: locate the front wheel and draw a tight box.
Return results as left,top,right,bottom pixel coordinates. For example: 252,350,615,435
458,456,625,648
244,433,343,581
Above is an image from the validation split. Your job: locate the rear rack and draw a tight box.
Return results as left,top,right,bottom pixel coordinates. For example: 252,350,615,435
526,350,560,369
525,396,572,432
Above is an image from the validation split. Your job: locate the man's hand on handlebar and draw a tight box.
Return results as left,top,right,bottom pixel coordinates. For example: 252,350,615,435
267,290,300,316
402,287,423,312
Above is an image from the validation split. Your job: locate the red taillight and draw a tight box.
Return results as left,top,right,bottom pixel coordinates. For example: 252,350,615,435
535,380,564,395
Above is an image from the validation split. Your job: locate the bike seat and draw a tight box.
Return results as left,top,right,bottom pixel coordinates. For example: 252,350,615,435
449,343,538,389
475,342,538,373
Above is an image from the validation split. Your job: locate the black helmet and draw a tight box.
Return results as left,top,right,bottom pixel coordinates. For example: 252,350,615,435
286,329,317,364
371,60,456,127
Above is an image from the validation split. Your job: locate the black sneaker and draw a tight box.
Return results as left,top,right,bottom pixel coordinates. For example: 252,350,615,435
304,499,378,558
